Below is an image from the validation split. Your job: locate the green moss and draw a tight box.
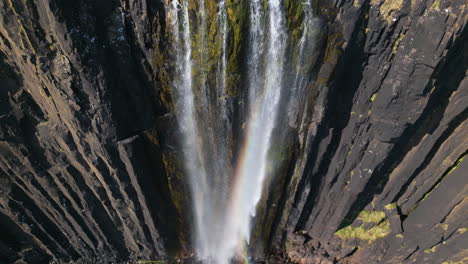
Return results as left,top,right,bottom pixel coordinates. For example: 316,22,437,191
285,0,305,33
187,0,227,101
225,0,248,96
421,182,440,201
375,0,404,24
396,233,404,239
430,0,440,11
152,49,175,112
315,26,344,86
385,203,397,210
457,228,467,234
424,245,438,253
335,220,391,242
436,223,449,231
370,93,378,102
358,210,386,223
336,226,366,240
392,32,405,54
446,155,465,175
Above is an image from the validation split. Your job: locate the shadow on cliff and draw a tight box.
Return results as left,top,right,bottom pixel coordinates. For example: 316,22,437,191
294,1,372,231
341,20,467,227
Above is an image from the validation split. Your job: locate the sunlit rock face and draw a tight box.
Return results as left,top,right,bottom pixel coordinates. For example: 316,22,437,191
0,0,466,264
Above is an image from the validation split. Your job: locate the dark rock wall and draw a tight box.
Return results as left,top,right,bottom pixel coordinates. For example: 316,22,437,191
273,0,467,263
0,0,466,263
0,0,180,263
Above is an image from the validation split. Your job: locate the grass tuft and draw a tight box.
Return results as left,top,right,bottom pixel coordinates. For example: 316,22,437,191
358,210,386,223
384,203,397,210
335,220,390,242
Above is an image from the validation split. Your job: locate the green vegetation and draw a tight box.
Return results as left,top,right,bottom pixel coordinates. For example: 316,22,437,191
457,228,467,234
370,0,405,24
358,210,386,223
315,24,344,87
384,203,397,210
430,0,440,11
392,33,405,54
336,209,391,243
396,233,403,239
285,0,305,34
225,0,248,96
152,49,175,112
436,223,449,231
370,93,378,102
335,220,391,242
421,182,440,201
424,245,437,253
446,155,465,175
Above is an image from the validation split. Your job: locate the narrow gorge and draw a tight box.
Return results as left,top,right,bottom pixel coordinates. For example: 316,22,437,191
0,0,466,263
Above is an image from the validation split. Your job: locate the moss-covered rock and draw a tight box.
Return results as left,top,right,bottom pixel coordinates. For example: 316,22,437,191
335,219,391,243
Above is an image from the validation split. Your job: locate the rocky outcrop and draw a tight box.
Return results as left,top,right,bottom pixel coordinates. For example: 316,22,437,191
0,0,466,263
0,0,180,263
270,0,467,263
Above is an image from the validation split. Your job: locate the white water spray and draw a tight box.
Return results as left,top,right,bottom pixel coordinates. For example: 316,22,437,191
167,0,210,259
223,0,288,257
167,0,314,263
168,0,231,262
248,0,266,104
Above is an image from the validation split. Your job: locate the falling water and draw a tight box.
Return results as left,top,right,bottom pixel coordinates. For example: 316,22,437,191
167,0,210,260
287,1,316,126
292,1,314,95
213,0,230,197
167,0,314,263
195,0,232,261
168,0,231,262
248,0,265,104
223,0,288,259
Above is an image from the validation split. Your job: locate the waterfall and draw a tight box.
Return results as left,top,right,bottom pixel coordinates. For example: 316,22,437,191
287,1,316,127
167,0,211,259
247,0,266,104
168,0,231,262
167,0,314,263
222,0,288,259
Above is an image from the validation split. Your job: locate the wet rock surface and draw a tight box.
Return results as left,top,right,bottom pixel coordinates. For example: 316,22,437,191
0,0,466,263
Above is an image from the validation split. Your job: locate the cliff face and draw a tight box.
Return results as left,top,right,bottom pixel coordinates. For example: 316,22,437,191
275,0,468,263
0,0,178,262
0,0,466,264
